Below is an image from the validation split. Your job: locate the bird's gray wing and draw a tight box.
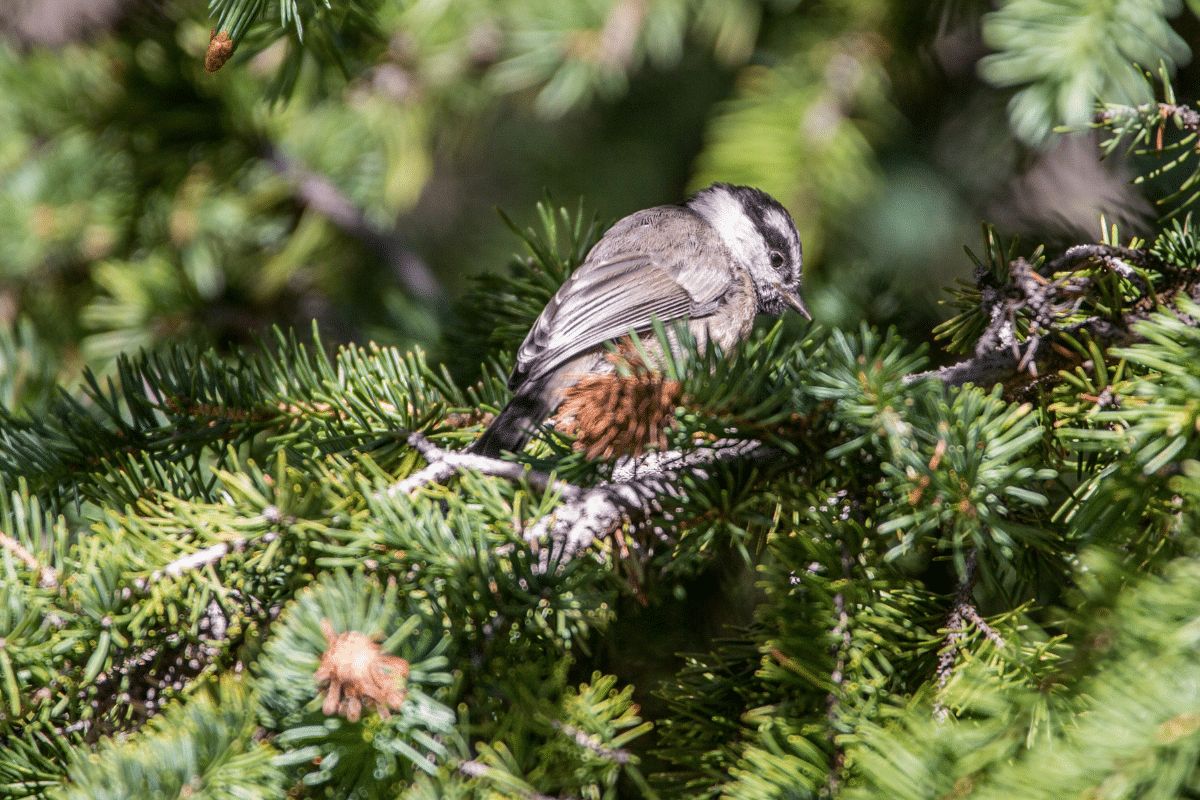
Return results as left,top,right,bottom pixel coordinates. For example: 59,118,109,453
511,231,732,389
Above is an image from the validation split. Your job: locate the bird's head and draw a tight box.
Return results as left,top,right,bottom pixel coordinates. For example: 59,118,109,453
686,182,809,319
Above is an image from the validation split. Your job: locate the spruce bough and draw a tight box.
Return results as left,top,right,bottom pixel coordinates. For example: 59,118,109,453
5,96,1200,800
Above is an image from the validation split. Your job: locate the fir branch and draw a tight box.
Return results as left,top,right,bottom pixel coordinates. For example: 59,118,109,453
457,761,567,800
82,619,228,733
392,434,774,563
960,604,1007,650
979,0,1188,143
52,678,283,799
912,243,1200,391
933,551,976,722
151,512,284,581
1096,101,1200,135
1095,91,1200,217
1156,102,1200,132
1046,243,1155,274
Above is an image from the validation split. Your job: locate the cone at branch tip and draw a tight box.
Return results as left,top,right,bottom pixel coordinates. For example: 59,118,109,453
315,619,410,722
205,30,235,73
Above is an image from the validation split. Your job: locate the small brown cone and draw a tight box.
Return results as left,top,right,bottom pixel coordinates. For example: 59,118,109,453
555,346,682,461
314,620,409,722
205,30,235,73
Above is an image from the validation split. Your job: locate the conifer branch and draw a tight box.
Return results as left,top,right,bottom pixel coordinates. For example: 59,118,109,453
457,761,567,800
1045,243,1153,275
151,529,282,582
911,245,1200,391
960,603,1006,650
933,552,976,722
392,434,773,562
1096,101,1200,133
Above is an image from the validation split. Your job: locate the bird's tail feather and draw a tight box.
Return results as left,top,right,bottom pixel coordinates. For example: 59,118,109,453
469,390,549,458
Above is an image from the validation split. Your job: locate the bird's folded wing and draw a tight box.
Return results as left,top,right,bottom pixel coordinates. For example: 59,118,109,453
512,253,726,388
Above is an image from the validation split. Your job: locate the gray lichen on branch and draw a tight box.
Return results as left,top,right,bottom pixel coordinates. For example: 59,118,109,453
388,432,580,499
911,241,1199,392
391,432,768,562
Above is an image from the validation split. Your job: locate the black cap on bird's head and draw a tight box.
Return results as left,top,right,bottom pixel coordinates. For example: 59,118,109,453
686,182,809,320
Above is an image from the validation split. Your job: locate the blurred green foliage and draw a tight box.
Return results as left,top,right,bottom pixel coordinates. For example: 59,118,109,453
0,0,1194,401
980,0,1190,144
4,2,1200,794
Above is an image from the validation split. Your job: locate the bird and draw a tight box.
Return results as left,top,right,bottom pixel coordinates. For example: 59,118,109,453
470,182,809,458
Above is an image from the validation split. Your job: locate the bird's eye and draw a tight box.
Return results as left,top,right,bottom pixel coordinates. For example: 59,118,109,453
770,250,786,271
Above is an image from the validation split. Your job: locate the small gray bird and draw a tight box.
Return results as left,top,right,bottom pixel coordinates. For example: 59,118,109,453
471,183,809,458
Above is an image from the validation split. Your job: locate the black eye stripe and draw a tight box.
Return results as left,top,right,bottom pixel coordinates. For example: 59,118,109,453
764,229,788,254
731,186,798,264
746,204,769,231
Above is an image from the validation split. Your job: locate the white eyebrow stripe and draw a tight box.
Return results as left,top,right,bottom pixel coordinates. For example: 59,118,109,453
688,189,760,269
763,208,795,248
764,207,789,232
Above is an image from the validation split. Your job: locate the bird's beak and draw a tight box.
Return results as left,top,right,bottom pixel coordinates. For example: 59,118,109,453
784,291,812,321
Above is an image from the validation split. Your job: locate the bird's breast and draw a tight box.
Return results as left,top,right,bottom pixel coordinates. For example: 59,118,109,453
698,266,756,353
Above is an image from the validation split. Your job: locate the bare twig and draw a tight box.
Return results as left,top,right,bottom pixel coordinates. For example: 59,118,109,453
826,538,853,794
932,550,1007,721
525,439,769,562
552,720,632,764
385,432,581,498
457,761,569,800
153,540,243,581
598,0,648,68
0,530,57,588
264,147,443,302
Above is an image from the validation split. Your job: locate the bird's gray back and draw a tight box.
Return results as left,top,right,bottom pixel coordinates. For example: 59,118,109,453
511,205,738,389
